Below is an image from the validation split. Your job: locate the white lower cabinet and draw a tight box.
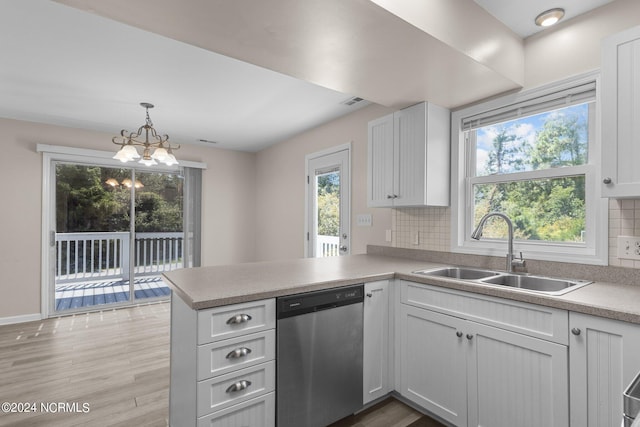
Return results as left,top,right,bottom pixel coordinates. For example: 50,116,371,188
197,392,275,427
170,296,276,427
363,280,391,404
397,281,569,427
569,312,640,427
399,304,467,425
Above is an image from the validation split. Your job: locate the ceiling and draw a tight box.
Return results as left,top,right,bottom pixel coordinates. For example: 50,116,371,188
474,0,615,38
0,0,616,153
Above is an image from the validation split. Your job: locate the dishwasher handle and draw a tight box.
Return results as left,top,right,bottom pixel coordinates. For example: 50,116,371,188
313,303,339,312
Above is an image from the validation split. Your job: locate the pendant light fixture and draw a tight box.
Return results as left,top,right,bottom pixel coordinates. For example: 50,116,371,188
112,102,179,166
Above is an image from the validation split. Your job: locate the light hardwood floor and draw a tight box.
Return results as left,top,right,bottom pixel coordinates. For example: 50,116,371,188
0,302,435,427
0,302,170,426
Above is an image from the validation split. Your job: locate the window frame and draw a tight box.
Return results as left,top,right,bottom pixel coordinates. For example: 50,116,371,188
450,71,608,265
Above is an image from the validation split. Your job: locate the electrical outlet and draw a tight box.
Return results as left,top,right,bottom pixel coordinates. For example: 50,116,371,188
412,231,420,245
617,236,640,260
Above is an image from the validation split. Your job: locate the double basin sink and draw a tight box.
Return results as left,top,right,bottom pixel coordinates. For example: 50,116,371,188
413,267,592,296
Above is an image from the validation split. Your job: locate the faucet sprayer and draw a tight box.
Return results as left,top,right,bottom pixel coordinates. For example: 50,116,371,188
471,212,526,273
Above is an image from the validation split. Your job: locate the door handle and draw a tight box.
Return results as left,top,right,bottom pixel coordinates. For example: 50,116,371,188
339,245,348,253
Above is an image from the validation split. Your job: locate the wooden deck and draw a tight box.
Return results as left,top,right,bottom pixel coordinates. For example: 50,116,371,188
55,276,170,312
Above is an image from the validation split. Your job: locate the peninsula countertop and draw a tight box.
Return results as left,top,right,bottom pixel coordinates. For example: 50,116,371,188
163,254,640,324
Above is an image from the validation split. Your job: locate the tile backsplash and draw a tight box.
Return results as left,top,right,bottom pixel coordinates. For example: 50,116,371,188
392,207,450,252
392,199,640,269
608,199,640,268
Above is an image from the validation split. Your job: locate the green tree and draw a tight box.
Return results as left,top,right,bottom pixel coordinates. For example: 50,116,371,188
530,110,587,169
55,165,183,233
484,126,526,175
316,173,340,236
475,111,587,243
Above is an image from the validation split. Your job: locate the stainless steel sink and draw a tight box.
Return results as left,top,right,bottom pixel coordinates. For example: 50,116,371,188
413,267,500,280
477,274,592,295
413,267,592,296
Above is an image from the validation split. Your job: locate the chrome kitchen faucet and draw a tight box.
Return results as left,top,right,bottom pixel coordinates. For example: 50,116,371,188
471,212,526,273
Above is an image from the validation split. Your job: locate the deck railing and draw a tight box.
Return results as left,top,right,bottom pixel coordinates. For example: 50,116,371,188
316,235,340,257
55,231,183,284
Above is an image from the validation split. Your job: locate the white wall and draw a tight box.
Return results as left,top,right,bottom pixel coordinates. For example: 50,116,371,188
254,0,640,264
0,118,256,320
524,0,640,89
254,104,394,261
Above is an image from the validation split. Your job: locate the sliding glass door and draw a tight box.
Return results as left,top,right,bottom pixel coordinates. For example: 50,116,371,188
52,163,184,313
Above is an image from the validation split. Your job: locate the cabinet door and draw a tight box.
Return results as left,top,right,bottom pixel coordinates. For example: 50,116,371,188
602,25,640,197
467,322,569,427
569,312,640,427
367,114,394,207
394,103,427,207
363,280,390,404
398,304,467,426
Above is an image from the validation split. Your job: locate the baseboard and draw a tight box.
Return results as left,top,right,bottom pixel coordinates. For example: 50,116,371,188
0,313,42,326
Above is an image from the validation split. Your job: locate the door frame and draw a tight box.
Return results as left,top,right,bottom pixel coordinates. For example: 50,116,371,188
304,143,351,258
38,144,205,318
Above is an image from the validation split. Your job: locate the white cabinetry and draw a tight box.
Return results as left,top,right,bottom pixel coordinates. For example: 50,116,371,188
397,281,569,427
170,296,276,427
601,25,640,197
367,102,450,207
569,312,640,427
363,280,391,404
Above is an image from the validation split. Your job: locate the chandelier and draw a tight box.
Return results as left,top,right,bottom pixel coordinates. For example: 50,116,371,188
112,102,179,166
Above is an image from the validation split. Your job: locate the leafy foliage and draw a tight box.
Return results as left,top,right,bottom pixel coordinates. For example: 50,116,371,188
316,173,340,236
56,165,183,233
474,104,589,243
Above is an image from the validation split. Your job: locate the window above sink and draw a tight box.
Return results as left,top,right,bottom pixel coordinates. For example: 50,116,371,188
450,71,608,266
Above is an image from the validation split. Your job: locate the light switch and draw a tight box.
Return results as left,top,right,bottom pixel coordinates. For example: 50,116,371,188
356,214,372,227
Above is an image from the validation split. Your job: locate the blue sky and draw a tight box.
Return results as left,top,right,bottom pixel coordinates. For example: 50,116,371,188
475,103,589,175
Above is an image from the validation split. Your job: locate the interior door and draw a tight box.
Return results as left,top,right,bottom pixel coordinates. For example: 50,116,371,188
306,147,350,258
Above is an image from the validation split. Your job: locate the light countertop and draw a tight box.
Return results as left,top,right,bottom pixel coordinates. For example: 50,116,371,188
163,254,640,324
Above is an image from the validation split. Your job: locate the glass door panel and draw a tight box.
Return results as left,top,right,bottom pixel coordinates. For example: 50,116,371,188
307,148,350,258
54,164,132,312
133,171,184,301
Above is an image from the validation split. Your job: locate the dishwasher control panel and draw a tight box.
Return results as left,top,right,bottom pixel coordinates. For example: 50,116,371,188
276,284,364,319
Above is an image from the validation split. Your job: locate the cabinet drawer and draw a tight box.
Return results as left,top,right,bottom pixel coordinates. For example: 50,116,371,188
197,361,275,417
197,330,275,380
197,392,275,427
401,280,568,344
198,299,275,345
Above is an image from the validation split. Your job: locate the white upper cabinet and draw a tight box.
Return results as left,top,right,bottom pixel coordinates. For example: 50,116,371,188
601,25,640,198
367,102,450,207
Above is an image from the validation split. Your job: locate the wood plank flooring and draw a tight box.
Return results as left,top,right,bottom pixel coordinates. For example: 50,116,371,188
0,302,445,427
329,398,446,427
0,302,170,426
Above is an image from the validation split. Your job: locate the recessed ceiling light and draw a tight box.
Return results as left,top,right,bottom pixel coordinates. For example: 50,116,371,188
535,8,565,27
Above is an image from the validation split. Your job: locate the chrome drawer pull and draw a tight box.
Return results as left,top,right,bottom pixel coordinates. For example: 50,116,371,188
226,347,252,359
226,313,252,325
225,380,252,393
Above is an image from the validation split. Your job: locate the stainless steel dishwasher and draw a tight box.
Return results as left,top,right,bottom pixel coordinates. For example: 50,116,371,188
276,284,364,427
